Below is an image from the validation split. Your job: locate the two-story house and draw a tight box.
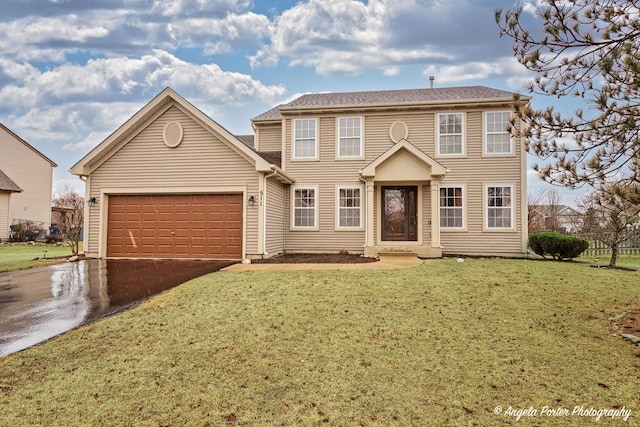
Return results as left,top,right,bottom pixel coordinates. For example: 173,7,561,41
0,123,57,240
71,86,528,260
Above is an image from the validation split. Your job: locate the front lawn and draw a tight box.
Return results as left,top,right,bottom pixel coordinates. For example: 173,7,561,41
0,243,76,272
0,259,638,425
577,254,640,270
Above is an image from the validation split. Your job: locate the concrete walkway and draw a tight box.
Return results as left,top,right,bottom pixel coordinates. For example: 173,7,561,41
223,255,423,271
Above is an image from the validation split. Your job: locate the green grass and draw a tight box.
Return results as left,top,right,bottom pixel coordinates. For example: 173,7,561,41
0,243,76,272
577,254,640,270
1,259,639,426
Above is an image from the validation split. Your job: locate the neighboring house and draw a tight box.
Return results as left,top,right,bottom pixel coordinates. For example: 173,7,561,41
71,86,528,260
529,204,582,234
0,123,57,240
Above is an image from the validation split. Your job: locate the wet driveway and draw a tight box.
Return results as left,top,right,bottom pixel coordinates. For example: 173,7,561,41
0,259,234,357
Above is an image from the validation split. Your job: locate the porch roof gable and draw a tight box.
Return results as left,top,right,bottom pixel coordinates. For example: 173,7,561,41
359,139,448,179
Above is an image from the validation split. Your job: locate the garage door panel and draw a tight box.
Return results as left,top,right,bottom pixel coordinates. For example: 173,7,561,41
107,194,243,259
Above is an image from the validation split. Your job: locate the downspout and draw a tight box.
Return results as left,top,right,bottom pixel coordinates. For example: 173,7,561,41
359,175,368,252
263,169,278,256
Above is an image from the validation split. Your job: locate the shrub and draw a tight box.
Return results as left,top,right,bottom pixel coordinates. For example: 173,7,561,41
528,232,589,260
9,223,42,242
45,234,65,244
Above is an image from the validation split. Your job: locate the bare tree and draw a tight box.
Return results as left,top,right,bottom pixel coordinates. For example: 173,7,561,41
52,186,84,256
579,183,640,267
528,188,564,233
495,1,640,193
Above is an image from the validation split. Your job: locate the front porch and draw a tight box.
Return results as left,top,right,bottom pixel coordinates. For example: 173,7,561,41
359,139,448,259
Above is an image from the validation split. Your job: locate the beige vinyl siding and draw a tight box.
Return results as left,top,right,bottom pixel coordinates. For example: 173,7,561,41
255,124,282,152
439,111,524,255
0,193,10,240
421,184,431,244
265,178,285,255
283,116,365,253
0,127,53,230
87,105,260,256
279,105,524,255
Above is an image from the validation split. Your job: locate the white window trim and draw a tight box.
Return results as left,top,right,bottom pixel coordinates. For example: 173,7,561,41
439,185,466,231
336,116,364,159
436,112,465,157
335,185,364,230
291,185,319,230
484,111,514,156
484,184,515,231
292,118,318,160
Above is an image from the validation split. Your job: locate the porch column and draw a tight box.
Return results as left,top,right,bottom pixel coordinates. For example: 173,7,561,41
366,179,375,248
430,182,440,248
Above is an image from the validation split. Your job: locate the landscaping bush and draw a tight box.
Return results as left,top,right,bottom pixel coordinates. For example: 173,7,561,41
9,223,42,242
528,232,589,260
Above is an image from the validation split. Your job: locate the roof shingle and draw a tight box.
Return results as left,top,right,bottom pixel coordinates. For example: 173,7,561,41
252,86,521,122
0,169,22,192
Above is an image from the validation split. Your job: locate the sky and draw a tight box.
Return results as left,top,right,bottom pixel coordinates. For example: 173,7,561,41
0,0,587,205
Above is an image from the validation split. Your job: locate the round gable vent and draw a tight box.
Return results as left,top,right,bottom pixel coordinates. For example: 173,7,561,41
163,121,184,148
389,121,408,143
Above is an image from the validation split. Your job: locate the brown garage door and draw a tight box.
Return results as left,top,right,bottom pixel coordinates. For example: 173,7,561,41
107,194,242,259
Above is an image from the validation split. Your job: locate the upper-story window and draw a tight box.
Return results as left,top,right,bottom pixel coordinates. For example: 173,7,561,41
485,111,513,154
293,118,318,159
437,113,464,156
337,117,362,158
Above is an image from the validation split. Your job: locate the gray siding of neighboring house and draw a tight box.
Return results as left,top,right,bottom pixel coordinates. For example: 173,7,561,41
86,105,261,257
0,126,54,232
0,193,10,240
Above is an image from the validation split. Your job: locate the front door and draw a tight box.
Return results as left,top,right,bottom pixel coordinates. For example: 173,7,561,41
382,186,417,241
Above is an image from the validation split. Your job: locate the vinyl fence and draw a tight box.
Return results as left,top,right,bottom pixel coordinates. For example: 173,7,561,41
571,232,640,256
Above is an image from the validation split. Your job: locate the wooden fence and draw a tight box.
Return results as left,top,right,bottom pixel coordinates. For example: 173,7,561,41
571,233,640,256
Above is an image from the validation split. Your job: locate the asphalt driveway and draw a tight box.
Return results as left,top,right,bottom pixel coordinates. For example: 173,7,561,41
0,259,234,357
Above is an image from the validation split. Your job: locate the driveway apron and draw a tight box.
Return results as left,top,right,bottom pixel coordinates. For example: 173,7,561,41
0,259,233,357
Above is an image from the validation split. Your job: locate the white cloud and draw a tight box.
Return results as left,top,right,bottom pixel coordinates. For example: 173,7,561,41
0,50,285,111
250,0,517,77
422,57,533,90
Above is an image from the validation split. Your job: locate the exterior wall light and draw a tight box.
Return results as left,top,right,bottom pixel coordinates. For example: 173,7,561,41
87,197,98,207
248,195,256,206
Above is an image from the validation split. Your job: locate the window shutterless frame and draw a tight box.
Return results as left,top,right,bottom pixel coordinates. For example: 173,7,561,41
484,111,513,155
436,112,465,156
292,118,318,160
485,184,514,230
291,186,318,229
336,185,363,229
336,117,363,159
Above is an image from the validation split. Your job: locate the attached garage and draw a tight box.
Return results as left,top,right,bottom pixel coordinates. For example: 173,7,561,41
70,88,294,260
107,194,243,259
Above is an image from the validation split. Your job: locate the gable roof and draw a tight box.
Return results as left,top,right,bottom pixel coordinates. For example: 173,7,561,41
0,169,22,192
70,88,293,183
530,205,579,217
0,123,57,167
253,86,525,121
360,138,448,178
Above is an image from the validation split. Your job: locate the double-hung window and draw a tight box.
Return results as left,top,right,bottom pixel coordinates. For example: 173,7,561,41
486,185,513,229
337,117,362,158
439,186,464,229
337,187,361,228
437,113,464,155
293,187,317,229
293,119,317,159
485,111,512,154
